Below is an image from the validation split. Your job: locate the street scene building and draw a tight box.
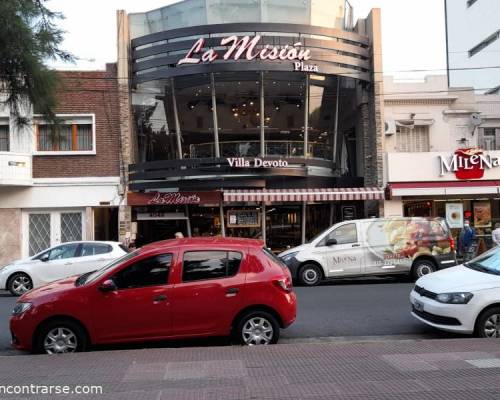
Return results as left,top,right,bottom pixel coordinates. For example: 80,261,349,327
384,75,500,248
0,66,122,266
117,0,385,251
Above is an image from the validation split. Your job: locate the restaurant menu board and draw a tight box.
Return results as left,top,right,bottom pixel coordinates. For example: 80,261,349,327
445,203,463,229
474,201,492,228
227,210,261,228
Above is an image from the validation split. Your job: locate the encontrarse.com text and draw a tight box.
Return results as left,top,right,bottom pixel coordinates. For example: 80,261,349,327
0,385,103,396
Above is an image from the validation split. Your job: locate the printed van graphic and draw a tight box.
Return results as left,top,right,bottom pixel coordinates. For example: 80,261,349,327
365,218,451,267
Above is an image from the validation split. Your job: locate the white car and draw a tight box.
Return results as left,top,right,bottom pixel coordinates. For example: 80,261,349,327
0,241,128,296
410,246,500,338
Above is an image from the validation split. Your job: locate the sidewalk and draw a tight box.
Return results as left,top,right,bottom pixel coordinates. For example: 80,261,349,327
1,338,500,399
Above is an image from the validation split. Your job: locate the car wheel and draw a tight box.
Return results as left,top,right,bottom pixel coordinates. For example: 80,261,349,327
34,319,88,354
235,311,280,346
411,260,436,281
475,307,500,338
7,273,33,296
298,264,322,286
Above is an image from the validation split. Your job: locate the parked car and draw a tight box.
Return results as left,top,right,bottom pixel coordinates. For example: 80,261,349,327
10,237,296,354
279,217,456,286
410,246,500,338
0,241,128,296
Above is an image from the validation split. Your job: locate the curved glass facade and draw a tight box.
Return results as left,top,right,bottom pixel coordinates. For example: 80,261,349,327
129,0,353,39
134,72,358,168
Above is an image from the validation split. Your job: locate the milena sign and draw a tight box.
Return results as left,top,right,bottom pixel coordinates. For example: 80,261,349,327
439,148,500,179
178,35,319,72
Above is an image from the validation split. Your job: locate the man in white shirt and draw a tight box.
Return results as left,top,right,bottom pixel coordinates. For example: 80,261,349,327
492,223,500,246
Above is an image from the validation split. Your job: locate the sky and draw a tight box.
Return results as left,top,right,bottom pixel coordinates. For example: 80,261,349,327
47,0,447,80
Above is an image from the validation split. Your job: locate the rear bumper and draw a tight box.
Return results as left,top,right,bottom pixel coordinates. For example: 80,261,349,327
280,292,297,328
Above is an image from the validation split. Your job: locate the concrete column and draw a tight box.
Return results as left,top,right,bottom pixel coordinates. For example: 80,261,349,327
219,202,226,237
210,73,220,158
304,74,309,158
260,71,265,156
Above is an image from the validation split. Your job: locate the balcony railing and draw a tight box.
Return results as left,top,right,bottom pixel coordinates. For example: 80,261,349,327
189,141,332,160
0,152,33,186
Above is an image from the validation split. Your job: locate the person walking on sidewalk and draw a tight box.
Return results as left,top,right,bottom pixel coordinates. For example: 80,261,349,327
458,220,476,261
492,223,500,246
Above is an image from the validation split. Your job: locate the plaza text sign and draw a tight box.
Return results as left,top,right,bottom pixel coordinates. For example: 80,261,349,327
439,148,499,180
227,157,289,168
178,35,318,72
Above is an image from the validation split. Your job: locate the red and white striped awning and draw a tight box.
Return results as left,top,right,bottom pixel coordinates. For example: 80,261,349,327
224,188,384,203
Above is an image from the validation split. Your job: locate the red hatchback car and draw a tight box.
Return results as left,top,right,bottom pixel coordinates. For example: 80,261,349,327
10,238,296,354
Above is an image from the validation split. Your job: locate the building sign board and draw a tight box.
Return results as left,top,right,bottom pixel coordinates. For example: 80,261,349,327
227,157,289,168
178,35,319,72
128,191,221,206
227,210,261,228
439,148,500,179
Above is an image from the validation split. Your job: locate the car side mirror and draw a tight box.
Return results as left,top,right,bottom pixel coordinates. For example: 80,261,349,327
325,238,337,246
98,279,117,292
40,254,49,262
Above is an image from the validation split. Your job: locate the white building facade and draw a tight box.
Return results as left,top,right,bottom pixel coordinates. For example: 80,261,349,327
445,0,500,93
384,75,500,245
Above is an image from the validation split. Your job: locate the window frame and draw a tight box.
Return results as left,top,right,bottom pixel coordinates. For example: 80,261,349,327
33,113,96,156
181,250,243,283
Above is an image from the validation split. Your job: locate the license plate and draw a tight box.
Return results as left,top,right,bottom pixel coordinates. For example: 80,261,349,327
414,300,424,312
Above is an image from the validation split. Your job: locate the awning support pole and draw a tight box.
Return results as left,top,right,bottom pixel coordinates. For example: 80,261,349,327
262,202,266,245
185,205,192,237
301,202,307,244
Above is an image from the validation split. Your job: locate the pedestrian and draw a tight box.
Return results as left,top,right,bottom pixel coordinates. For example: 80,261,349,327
458,220,476,261
492,223,500,246
174,232,184,239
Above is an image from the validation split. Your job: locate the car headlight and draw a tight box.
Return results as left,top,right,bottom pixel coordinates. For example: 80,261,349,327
435,293,473,304
280,251,298,263
12,302,33,316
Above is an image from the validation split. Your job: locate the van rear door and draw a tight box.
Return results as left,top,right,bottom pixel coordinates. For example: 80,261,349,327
320,222,364,277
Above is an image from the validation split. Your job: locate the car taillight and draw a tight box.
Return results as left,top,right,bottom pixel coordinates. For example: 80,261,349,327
449,237,455,252
274,277,292,292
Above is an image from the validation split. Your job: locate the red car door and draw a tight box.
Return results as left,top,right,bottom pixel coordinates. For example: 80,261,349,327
169,249,245,336
90,253,174,343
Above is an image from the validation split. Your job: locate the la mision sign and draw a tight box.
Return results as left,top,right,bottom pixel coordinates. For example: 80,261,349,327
178,35,319,72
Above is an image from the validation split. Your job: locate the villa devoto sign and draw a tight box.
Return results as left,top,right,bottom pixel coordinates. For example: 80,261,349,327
178,35,319,72
439,148,500,179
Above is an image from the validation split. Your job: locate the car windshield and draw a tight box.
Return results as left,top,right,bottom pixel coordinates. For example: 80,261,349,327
465,247,500,276
81,250,139,285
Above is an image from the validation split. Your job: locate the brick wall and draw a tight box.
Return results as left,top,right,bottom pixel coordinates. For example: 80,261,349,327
33,64,121,178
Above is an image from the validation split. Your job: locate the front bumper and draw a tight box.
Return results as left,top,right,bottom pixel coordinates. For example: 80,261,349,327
10,312,38,351
282,257,301,281
409,290,475,334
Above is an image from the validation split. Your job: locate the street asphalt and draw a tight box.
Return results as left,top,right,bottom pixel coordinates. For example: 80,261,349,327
0,277,459,355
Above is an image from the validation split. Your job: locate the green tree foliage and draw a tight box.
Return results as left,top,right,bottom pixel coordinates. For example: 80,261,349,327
0,0,73,124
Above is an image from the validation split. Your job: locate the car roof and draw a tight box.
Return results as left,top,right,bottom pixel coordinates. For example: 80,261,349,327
140,237,264,253
51,241,121,246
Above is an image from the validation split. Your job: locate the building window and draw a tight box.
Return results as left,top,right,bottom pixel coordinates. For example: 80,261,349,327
36,116,94,153
396,125,430,152
469,30,500,57
480,128,499,150
0,125,9,151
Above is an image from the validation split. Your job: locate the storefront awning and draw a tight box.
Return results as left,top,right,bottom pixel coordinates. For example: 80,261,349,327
389,181,500,197
224,188,384,203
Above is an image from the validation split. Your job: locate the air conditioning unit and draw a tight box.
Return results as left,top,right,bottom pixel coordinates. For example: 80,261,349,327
384,120,397,135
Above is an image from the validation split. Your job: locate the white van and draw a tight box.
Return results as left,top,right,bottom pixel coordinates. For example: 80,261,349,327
278,217,457,286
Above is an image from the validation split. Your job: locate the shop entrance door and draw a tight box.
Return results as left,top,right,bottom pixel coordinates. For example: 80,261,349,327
136,212,189,246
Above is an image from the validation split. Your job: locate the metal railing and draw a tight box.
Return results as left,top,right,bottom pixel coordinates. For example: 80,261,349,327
189,141,332,160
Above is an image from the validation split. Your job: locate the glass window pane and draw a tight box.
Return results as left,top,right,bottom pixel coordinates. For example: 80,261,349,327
29,214,51,256
81,243,112,256
263,72,305,157
173,75,215,159
0,125,9,151
49,243,80,260
213,72,261,158
38,125,53,151
114,254,172,289
77,124,93,150
206,0,260,24
327,223,357,244
61,213,82,242
183,250,241,282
